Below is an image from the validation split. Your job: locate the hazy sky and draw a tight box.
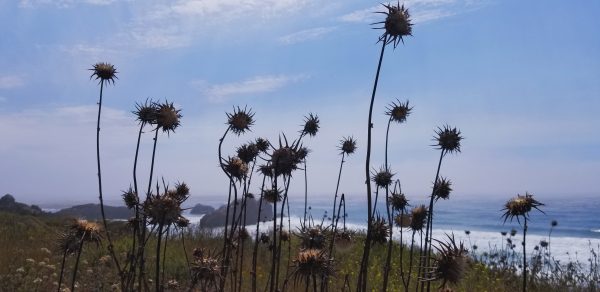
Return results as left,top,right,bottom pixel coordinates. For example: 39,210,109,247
1,0,599,207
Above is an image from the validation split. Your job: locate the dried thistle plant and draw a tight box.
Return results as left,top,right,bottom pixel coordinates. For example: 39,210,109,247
227,106,255,136
373,2,413,48
433,177,453,201
386,99,412,123
424,234,468,289
301,113,320,137
290,249,334,287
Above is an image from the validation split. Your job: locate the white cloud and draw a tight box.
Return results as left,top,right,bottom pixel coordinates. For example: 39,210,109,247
279,26,337,45
196,74,308,102
20,0,118,8
0,75,25,89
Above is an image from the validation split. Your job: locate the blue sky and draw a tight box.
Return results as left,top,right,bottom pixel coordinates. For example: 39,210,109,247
0,0,599,206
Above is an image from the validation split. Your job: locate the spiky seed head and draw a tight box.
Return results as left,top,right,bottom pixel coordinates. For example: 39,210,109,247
464,230,470,235
69,219,103,245
551,220,558,227
144,195,182,226
190,249,221,289
540,240,548,248
434,125,463,154
295,147,310,161
174,182,190,201
122,187,138,209
263,188,282,203
237,143,259,164
433,177,453,201
257,164,273,177
394,213,411,228
510,229,517,236
500,231,507,236
175,216,190,228
371,215,390,244
501,192,544,224
298,226,328,249
271,147,298,176
255,137,269,153
133,99,158,125
156,101,182,134
280,230,290,242
372,166,394,188
335,230,355,251
339,136,357,155
428,234,468,288
410,205,428,231
386,99,412,123
260,233,270,244
291,249,333,286
389,191,409,212
89,62,117,84
302,113,320,137
227,106,254,135
56,232,80,255
224,156,248,181
374,3,413,48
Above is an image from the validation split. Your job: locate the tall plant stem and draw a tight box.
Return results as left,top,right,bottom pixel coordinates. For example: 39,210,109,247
217,126,234,292
276,176,292,291
127,122,145,289
420,150,445,292
70,240,85,292
138,127,160,291
405,231,416,291
304,159,309,224
269,174,279,292
95,80,123,278
252,175,268,292
155,223,164,292
358,36,387,292
523,218,528,292
57,249,68,292
331,153,346,227
382,118,394,292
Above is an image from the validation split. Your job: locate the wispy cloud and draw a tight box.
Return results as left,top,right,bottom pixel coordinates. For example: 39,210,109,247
0,75,25,89
339,0,477,24
279,26,337,45
20,0,118,8
196,74,308,102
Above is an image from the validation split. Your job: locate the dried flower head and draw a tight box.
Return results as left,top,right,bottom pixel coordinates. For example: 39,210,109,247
434,125,463,154
433,177,453,201
298,225,328,249
237,143,259,164
144,195,182,226
371,214,390,244
260,233,270,244
334,230,355,251
551,220,558,227
156,101,182,134
302,113,320,137
190,248,222,289
175,217,190,228
339,136,357,155
122,187,138,209
257,164,273,177
296,147,310,161
501,192,544,224
389,191,409,212
255,137,270,153
227,106,254,135
372,166,394,188
426,234,468,288
394,213,411,228
132,99,158,125
262,188,282,203
174,182,190,202
374,2,413,48
386,99,412,123
291,249,334,286
57,232,80,255
63,219,103,248
410,205,428,231
540,240,548,248
271,146,299,176
89,62,117,84
223,156,248,181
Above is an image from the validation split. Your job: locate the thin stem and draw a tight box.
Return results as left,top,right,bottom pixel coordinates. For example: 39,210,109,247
252,174,268,292
155,223,164,292
406,231,416,291
523,218,528,292
332,153,345,226
95,80,122,277
71,240,85,292
359,36,387,292
57,249,68,292
304,159,309,224
128,122,145,290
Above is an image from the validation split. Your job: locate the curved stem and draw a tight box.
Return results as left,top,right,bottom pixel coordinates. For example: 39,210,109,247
128,122,145,289
252,174,268,292
359,36,387,292
57,249,68,292
332,153,345,226
70,240,85,292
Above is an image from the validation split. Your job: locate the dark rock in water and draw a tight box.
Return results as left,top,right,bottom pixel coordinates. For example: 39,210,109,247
55,203,133,220
0,194,44,215
200,198,274,228
190,203,215,215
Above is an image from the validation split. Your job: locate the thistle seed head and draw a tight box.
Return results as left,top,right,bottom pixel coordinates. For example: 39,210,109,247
374,2,413,48
302,113,320,137
502,192,544,223
156,101,182,134
410,205,428,231
386,99,412,123
132,99,158,125
227,106,254,136
144,195,182,226
372,166,394,188
371,214,390,244
271,146,299,177
262,188,282,203
291,249,333,286
224,156,248,181
389,191,409,212
236,143,259,164
254,137,270,153
394,213,411,228
339,136,357,155
298,225,328,249
433,177,453,201
434,125,463,154
427,234,468,288
122,187,138,209
190,248,221,289
89,62,117,84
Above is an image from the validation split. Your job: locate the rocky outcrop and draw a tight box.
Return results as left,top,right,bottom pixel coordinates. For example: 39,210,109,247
0,194,44,215
200,198,274,228
190,203,215,215
54,203,133,220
